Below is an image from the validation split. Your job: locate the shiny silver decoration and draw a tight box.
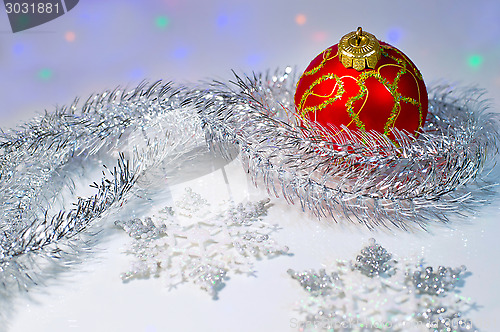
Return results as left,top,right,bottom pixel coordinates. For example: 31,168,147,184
118,188,289,299
411,265,467,296
287,268,340,296
194,68,499,229
0,68,496,321
354,238,395,277
0,82,205,308
418,307,477,332
189,264,227,297
115,217,168,240
290,239,479,331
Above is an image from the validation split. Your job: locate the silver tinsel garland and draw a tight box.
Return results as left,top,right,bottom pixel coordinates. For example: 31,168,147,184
0,82,206,309
0,68,498,325
195,68,499,229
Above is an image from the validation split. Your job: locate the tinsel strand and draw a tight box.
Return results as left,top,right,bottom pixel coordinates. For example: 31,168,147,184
194,68,499,229
0,81,205,298
0,70,497,322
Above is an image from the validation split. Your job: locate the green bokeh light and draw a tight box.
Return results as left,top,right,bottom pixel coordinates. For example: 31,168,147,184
155,16,170,29
38,68,53,80
468,54,483,68
16,14,30,31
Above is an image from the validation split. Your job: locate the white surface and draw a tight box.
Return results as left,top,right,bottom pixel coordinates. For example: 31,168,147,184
8,157,500,331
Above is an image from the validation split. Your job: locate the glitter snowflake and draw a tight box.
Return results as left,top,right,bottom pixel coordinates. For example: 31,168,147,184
288,238,479,331
115,188,290,298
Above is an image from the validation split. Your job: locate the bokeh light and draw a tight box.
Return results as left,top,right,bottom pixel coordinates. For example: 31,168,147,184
216,14,228,28
65,31,76,42
12,43,25,55
386,27,402,44
172,47,189,60
468,54,483,69
37,68,53,81
313,31,327,42
295,14,306,25
16,15,30,31
246,53,263,67
163,0,179,8
128,68,145,80
155,16,170,29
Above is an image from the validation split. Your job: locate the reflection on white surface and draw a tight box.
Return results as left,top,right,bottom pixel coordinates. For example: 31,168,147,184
7,156,500,331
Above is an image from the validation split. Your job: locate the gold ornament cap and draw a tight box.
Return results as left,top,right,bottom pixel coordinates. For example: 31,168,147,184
338,27,381,71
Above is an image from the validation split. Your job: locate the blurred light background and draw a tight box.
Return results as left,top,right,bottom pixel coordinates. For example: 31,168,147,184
1,0,500,129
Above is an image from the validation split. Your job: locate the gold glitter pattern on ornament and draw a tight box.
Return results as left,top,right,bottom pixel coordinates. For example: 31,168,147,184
298,45,424,136
302,48,338,77
385,44,424,81
379,46,424,133
298,74,345,117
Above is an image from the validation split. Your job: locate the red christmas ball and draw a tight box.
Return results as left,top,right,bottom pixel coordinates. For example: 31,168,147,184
295,28,428,140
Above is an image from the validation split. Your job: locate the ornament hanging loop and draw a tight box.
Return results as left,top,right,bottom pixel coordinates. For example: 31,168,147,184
355,27,362,46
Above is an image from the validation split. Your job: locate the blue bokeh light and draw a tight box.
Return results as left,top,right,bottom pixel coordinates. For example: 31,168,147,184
216,14,229,28
128,68,145,80
246,53,263,67
386,27,403,44
12,43,25,55
172,47,189,60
